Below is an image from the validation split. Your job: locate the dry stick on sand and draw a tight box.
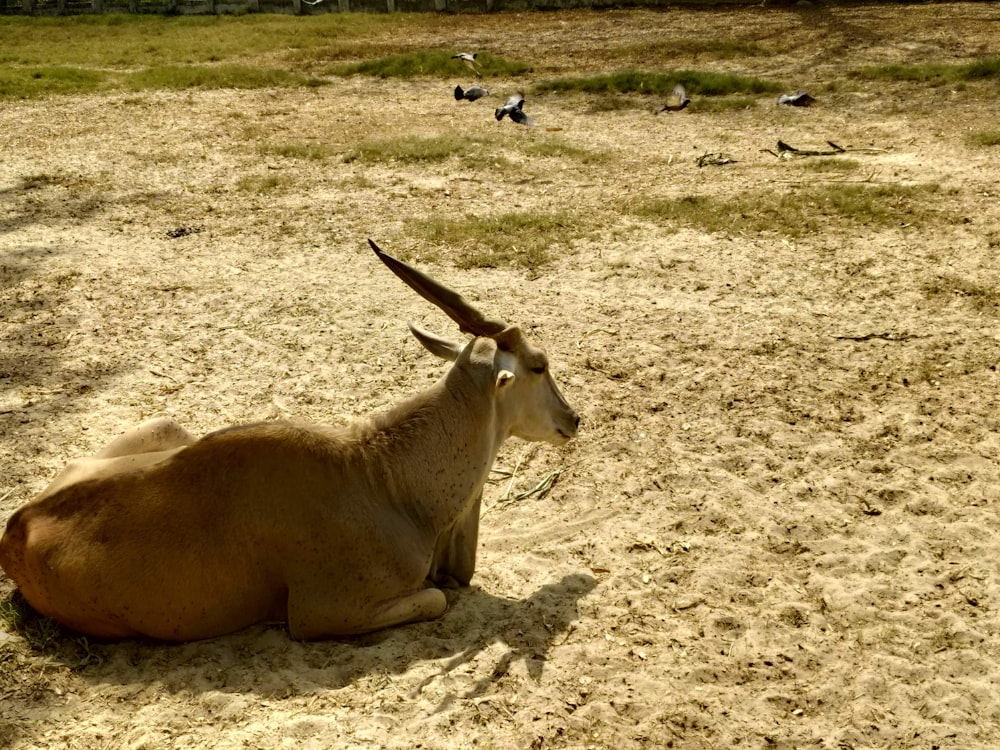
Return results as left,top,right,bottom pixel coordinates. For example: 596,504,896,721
696,152,737,167
763,140,891,158
485,447,567,512
832,332,927,342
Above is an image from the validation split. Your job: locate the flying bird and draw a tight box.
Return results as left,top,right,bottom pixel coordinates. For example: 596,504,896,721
452,52,481,77
657,83,691,113
495,93,535,126
777,91,817,107
454,84,490,102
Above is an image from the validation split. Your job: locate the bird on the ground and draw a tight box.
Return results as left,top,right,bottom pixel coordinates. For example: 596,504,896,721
657,83,691,113
777,91,817,107
452,53,481,77
495,93,535,126
455,85,490,102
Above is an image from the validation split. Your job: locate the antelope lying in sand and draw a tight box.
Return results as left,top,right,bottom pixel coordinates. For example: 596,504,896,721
0,240,579,641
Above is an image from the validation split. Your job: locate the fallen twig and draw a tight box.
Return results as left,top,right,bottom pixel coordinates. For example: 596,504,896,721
832,332,926,342
782,139,846,155
510,469,563,503
764,140,891,158
149,368,179,382
502,453,526,501
486,468,564,513
763,140,846,158
696,152,737,167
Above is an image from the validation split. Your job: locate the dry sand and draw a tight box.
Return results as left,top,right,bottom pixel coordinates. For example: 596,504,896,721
3,3,1000,748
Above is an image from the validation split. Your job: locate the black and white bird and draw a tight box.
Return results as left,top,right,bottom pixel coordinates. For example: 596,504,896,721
452,52,482,77
777,91,817,107
494,93,534,126
657,83,691,113
454,84,490,102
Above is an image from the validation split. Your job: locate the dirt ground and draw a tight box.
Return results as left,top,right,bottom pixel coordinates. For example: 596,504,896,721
3,3,1000,748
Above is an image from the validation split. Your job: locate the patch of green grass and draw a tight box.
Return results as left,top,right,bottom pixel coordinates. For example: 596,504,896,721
0,66,106,99
966,130,1000,148
342,131,605,168
258,141,338,161
534,69,782,97
689,95,760,113
922,273,1000,311
0,13,455,97
234,173,297,194
854,57,1000,84
344,133,497,165
332,50,530,79
855,62,954,83
0,13,411,68
0,61,327,98
964,58,1000,79
407,211,586,270
632,183,945,238
124,64,325,91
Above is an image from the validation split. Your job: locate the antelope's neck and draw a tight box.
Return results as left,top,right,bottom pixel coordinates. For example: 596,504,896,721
367,367,503,531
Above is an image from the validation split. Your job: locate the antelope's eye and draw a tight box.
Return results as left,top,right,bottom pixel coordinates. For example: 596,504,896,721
531,364,547,375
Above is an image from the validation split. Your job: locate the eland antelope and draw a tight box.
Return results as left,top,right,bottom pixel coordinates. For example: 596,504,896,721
0,240,580,642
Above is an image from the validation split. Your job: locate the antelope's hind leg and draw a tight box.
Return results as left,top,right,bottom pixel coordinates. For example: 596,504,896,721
93,416,197,458
287,586,448,640
35,417,197,500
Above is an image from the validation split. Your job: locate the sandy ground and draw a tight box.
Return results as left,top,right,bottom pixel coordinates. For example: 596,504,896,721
3,3,1000,748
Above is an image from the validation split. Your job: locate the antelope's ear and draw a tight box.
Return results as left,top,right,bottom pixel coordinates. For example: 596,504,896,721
496,370,516,389
409,323,464,362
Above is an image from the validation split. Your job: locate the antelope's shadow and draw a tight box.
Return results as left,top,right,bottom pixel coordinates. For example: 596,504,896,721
3,573,596,700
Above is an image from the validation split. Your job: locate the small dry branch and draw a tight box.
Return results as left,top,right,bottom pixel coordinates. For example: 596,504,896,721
832,332,926,342
764,140,846,158
696,152,737,167
504,469,563,505
764,139,891,159
487,467,564,513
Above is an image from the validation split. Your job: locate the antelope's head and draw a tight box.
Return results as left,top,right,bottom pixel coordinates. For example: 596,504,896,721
369,239,580,446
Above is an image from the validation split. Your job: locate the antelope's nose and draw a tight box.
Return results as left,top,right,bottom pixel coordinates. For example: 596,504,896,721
563,411,581,439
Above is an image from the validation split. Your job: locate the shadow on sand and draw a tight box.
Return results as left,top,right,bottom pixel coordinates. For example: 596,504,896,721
1,572,597,703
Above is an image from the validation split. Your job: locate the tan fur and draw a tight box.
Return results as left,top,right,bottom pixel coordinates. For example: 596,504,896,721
0,322,579,641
